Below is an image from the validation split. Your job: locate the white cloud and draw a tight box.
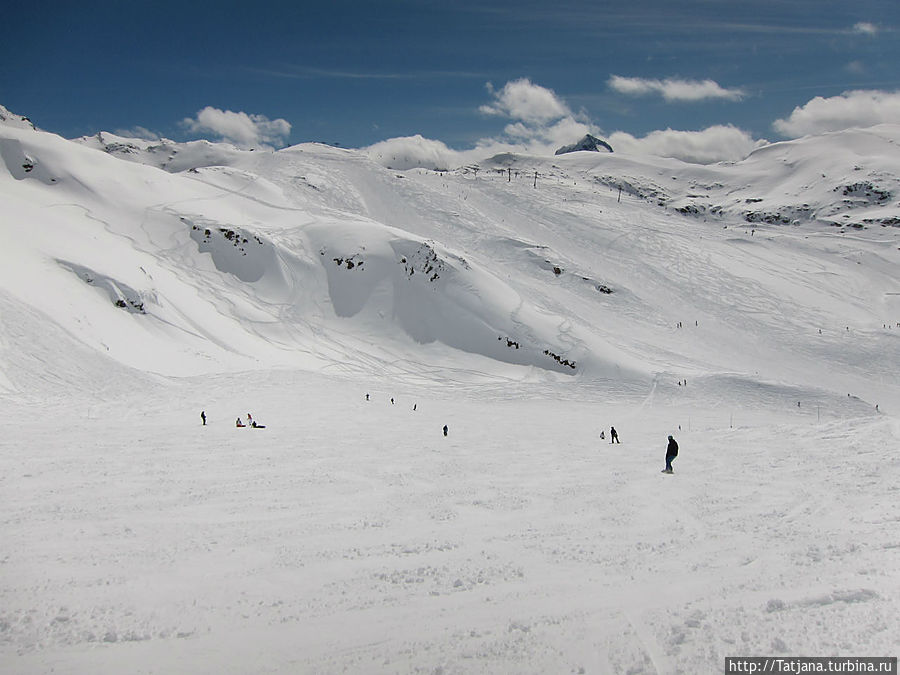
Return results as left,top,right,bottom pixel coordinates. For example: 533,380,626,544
364,135,460,171
608,75,745,102
608,125,764,164
472,79,594,156
479,79,572,122
181,106,291,149
772,90,900,137
113,126,161,141
853,22,878,35
499,116,592,148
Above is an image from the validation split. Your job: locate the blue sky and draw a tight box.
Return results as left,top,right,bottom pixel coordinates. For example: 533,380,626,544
2,0,899,162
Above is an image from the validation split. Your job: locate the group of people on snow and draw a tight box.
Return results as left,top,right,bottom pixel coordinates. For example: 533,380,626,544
199,411,266,428
235,412,265,428
202,406,679,473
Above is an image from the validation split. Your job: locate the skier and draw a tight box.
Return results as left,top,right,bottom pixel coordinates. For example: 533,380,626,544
443,424,448,437
200,410,206,426
599,430,605,440
247,413,253,426
610,426,620,443
663,435,678,473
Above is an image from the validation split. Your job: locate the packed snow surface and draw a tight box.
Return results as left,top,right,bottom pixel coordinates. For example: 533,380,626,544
1,105,899,673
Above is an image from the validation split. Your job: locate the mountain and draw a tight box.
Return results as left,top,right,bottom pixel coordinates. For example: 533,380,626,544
555,133,614,155
2,105,899,673
3,107,897,402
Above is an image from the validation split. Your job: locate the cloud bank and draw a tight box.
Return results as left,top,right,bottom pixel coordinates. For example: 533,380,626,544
181,107,291,149
365,78,759,168
608,76,745,102
773,90,900,137
609,126,764,164
366,79,594,169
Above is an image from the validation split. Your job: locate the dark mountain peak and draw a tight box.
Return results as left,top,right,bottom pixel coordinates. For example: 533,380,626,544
555,134,613,155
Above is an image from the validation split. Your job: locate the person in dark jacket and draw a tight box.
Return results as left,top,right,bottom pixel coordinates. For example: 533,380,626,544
663,435,678,473
610,426,620,443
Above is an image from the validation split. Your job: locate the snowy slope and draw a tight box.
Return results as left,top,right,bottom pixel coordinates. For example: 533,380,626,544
4,116,652,388
1,105,899,673
10,111,898,405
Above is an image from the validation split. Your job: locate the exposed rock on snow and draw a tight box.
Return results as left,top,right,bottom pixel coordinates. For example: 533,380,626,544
555,134,614,155
0,104,36,131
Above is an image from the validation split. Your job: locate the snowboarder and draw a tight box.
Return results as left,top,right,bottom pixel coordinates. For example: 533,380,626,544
443,424,448,437
236,417,245,428
610,426,619,443
200,410,206,425
663,435,678,473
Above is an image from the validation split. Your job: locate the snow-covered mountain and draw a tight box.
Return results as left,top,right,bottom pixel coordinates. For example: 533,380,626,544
2,105,899,673
3,106,899,406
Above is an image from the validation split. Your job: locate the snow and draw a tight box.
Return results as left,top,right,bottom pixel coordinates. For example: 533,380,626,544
1,108,899,673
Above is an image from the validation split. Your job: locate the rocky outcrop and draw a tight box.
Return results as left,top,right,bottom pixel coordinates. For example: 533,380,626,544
555,134,613,155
